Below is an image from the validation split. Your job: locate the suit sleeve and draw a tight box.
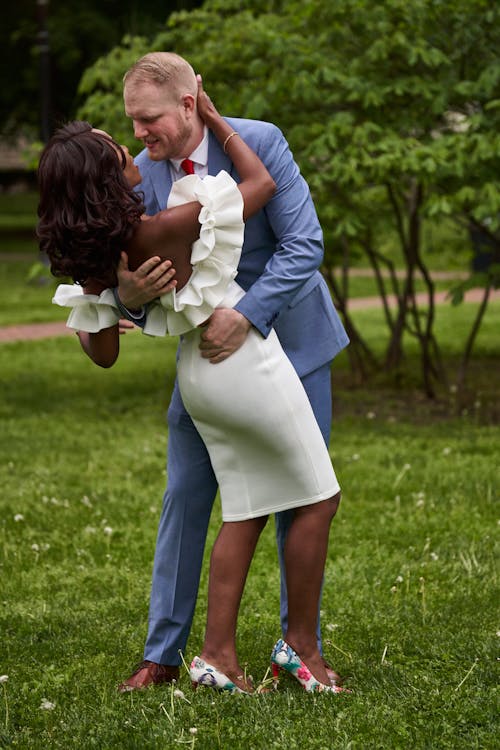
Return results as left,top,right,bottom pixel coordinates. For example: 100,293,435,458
234,123,324,337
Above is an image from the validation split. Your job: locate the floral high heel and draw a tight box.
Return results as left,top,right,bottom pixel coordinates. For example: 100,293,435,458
270,639,347,694
189,656,249,694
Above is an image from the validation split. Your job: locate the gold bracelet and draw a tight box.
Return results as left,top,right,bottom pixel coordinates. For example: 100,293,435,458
223,131,239,153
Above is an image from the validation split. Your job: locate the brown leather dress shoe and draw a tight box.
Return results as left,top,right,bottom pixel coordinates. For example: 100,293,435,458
118,660,180,693
323,660,344,687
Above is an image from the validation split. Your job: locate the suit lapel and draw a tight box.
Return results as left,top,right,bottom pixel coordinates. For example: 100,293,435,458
149,160,173,210
207,131,235,178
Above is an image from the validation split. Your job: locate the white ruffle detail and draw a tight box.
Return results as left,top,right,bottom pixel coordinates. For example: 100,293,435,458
51,170,243,337
143,170,244,336
52,284,120,332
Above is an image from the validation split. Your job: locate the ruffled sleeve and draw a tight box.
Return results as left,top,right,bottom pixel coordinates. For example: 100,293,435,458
52,284,120,332
143,170,244,336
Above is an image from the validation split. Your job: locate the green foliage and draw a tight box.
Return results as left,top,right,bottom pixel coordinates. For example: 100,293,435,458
78,1,499,267
77,36,152,145
75,0,500,388
78,0,500,241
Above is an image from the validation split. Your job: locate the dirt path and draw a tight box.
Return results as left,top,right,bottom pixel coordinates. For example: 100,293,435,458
0,287,497,343
0,320,75,342
347,287,499,310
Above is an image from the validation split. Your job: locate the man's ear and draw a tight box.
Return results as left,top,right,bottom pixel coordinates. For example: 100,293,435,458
181,94,196,117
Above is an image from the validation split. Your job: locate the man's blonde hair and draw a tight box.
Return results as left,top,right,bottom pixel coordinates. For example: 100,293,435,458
123,52,197,102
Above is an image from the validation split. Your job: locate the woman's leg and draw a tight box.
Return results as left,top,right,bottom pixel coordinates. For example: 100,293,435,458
200,515,268,690
284,492,341,685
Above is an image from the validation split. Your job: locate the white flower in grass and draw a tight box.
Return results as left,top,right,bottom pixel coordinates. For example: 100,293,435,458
415,491,425,508
103,526,113,536
40,698,55,710
14,514,24,522
366,411,376,420
351,453,360,461
31,544,40,552
496,631,500,637
326,623,339,631
442,447,451,455
0,675,8,684
189,727,198,735
173,689,185,699
81,495,92,507
430,552,439,561
396,575,403,583
390,586,397,594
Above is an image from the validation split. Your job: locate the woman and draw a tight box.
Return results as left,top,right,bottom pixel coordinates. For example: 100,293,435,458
37,81,346,695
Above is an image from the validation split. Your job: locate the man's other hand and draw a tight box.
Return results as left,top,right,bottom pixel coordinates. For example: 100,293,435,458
198,308,251,363
118,319,135,334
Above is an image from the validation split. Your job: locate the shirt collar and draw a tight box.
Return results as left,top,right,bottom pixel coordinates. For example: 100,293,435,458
170,126,209,171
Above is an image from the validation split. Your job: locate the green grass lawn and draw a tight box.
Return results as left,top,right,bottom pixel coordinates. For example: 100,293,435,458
0,308,498,748
0,255,67,326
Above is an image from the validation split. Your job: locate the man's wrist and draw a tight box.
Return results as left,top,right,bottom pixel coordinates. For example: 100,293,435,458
239,313,252,332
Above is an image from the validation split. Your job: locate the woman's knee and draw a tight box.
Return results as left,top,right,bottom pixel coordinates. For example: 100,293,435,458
330,490,341,518
294,492,341,524
316,491,341,524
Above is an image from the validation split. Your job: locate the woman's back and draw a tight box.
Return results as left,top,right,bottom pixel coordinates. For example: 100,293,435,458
126,202,202,290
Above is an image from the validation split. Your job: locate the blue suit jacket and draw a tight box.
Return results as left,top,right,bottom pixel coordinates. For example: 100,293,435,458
135,117,349,377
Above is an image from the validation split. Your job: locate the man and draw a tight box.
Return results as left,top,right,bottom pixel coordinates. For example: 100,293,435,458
116,52,349,691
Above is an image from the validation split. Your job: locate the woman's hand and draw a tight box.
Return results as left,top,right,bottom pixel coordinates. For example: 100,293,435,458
196,74,219,127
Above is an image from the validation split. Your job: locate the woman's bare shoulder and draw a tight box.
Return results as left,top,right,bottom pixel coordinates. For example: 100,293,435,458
126,202,201,282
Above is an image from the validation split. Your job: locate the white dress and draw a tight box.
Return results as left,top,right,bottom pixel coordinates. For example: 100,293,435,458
53,171,340,521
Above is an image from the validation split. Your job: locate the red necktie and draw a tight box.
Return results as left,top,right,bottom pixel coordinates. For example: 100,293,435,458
180,158,195,175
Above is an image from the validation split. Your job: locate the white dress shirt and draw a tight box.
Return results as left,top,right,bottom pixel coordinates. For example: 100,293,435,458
169,127,209,181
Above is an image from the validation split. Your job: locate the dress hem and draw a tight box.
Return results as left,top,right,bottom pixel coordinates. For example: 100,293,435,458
221,482,340,522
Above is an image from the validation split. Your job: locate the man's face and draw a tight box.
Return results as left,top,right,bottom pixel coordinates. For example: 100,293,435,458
124,81,193,161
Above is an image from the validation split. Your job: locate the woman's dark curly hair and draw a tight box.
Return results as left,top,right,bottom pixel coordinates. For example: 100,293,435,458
37,121,144,285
